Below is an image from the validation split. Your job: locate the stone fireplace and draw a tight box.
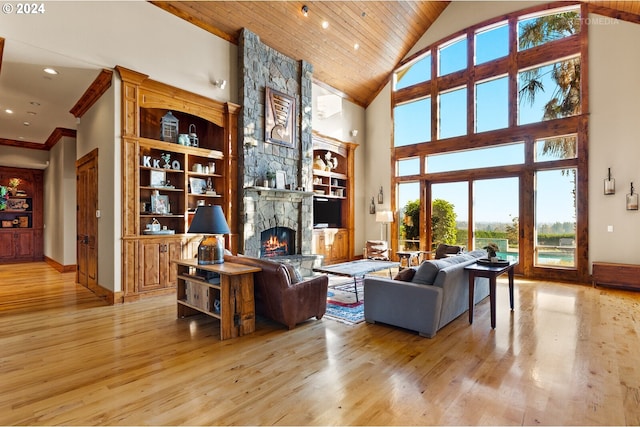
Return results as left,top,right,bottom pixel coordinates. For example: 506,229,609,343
242,188,313,258
238,28,315,258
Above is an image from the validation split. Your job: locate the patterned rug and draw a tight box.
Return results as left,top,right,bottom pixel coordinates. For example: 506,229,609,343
325,278,365,325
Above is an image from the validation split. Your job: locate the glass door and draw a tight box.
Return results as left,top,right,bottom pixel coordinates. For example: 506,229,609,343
431,182,469,250
473,177,519,260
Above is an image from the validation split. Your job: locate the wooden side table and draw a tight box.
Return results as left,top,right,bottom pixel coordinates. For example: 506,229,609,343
464,260,518,329
173,259,261,340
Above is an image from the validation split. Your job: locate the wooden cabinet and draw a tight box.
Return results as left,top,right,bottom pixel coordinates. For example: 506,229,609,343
117,66,240,302
592,262,640,291
174,259,261,340
312,133,357,264
138,238,184,292
0,167,43,263
313,228,349,264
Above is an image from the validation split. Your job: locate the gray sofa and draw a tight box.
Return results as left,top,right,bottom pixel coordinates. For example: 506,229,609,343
364,250,489,338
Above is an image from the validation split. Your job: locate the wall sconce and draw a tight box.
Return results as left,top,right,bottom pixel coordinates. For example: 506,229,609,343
378,186,383,204
369,197,376,214
350,129,358,137
301,5,309,17
604,167,615,195
626,182,638,210
213,79,227,90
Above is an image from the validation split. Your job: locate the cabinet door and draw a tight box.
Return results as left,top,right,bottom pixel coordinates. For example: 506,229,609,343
138,240,165,292
165,240,183,287
312,231,327,258
330,230,348,263
138,239,183,292
0,232,15,259
13,230,34,259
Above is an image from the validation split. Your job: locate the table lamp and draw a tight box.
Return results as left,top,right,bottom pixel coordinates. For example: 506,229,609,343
188,205,230,264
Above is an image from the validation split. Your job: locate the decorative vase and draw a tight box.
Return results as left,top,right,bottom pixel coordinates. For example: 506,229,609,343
314,155,326,171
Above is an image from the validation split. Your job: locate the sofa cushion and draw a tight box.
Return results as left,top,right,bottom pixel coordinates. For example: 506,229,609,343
466,249,486,259
412,259,452,285
393,268,416,282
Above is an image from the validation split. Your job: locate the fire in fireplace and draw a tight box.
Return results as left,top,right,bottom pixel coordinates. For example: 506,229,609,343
260,227,295,257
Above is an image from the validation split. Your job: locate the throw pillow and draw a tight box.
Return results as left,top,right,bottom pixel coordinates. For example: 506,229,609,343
393,268,416,282
282,263,302,284
411,260,442,285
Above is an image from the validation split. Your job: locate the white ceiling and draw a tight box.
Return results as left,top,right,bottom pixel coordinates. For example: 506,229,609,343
0,1,233,146
0,40,101,144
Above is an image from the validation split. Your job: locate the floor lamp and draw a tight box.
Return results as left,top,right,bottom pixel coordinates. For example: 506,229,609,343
375,210,393,242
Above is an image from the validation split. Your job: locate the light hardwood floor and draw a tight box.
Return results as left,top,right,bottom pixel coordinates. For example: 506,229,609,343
1,262,639,425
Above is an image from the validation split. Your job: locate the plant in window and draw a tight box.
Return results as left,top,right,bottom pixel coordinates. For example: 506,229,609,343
519,11,581,159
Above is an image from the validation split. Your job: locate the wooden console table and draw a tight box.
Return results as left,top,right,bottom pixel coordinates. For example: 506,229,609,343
592,262,640,291
173,259,261,340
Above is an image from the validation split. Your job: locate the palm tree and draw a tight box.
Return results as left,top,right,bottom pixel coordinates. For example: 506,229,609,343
518,10,581,159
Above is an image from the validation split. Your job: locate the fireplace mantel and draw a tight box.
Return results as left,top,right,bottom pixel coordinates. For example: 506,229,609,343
244,186,314,200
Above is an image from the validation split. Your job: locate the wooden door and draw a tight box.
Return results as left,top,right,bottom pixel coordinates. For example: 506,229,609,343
76,150,99,289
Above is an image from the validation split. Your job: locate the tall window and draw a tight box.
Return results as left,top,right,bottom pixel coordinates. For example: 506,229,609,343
392,4,586,281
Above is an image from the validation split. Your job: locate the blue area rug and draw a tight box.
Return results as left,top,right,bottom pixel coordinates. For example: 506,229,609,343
325,280,364,325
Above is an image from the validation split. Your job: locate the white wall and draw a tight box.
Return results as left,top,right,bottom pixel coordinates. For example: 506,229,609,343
43,136,76,266
588,14,640,266
312,84,366,255
76,80,119,291
0,146,49,170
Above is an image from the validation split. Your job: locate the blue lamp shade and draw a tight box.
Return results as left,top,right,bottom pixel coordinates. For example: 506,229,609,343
188,205,230,264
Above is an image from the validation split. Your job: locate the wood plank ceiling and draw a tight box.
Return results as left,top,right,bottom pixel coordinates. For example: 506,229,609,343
151,1,450,107
152,1,640,108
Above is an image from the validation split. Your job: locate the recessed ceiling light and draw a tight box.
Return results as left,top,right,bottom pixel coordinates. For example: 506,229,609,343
23,121,31,126
27,111,37,115
321,21,329,29
4,109,13,114
44,67,59,75
30,101,41,106
354,43,360,50
301,5,308,17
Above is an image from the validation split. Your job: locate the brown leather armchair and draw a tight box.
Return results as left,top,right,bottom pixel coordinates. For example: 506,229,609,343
224,255,328,330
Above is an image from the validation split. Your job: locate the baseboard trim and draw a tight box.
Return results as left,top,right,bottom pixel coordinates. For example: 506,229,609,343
44,256,76,273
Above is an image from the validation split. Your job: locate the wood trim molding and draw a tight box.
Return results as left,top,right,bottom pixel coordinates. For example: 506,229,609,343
588,4,640,24
0,138,48,150
70,69,114,118
44,127,76,150
44,256,77,273
0,37,4,77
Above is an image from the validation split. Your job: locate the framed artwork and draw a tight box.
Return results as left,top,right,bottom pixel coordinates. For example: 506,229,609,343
626,193,638,210
189,177,206,195
265,87,295,148
275,171,286,189
151,194,170,214
150,170,166,187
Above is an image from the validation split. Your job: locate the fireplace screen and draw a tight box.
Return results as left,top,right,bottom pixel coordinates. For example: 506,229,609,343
260,227,295,257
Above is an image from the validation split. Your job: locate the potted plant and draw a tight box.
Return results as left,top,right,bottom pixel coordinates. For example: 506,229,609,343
8,178,21,196
0,186,8,210
483,242,500,262
266,171,276,188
